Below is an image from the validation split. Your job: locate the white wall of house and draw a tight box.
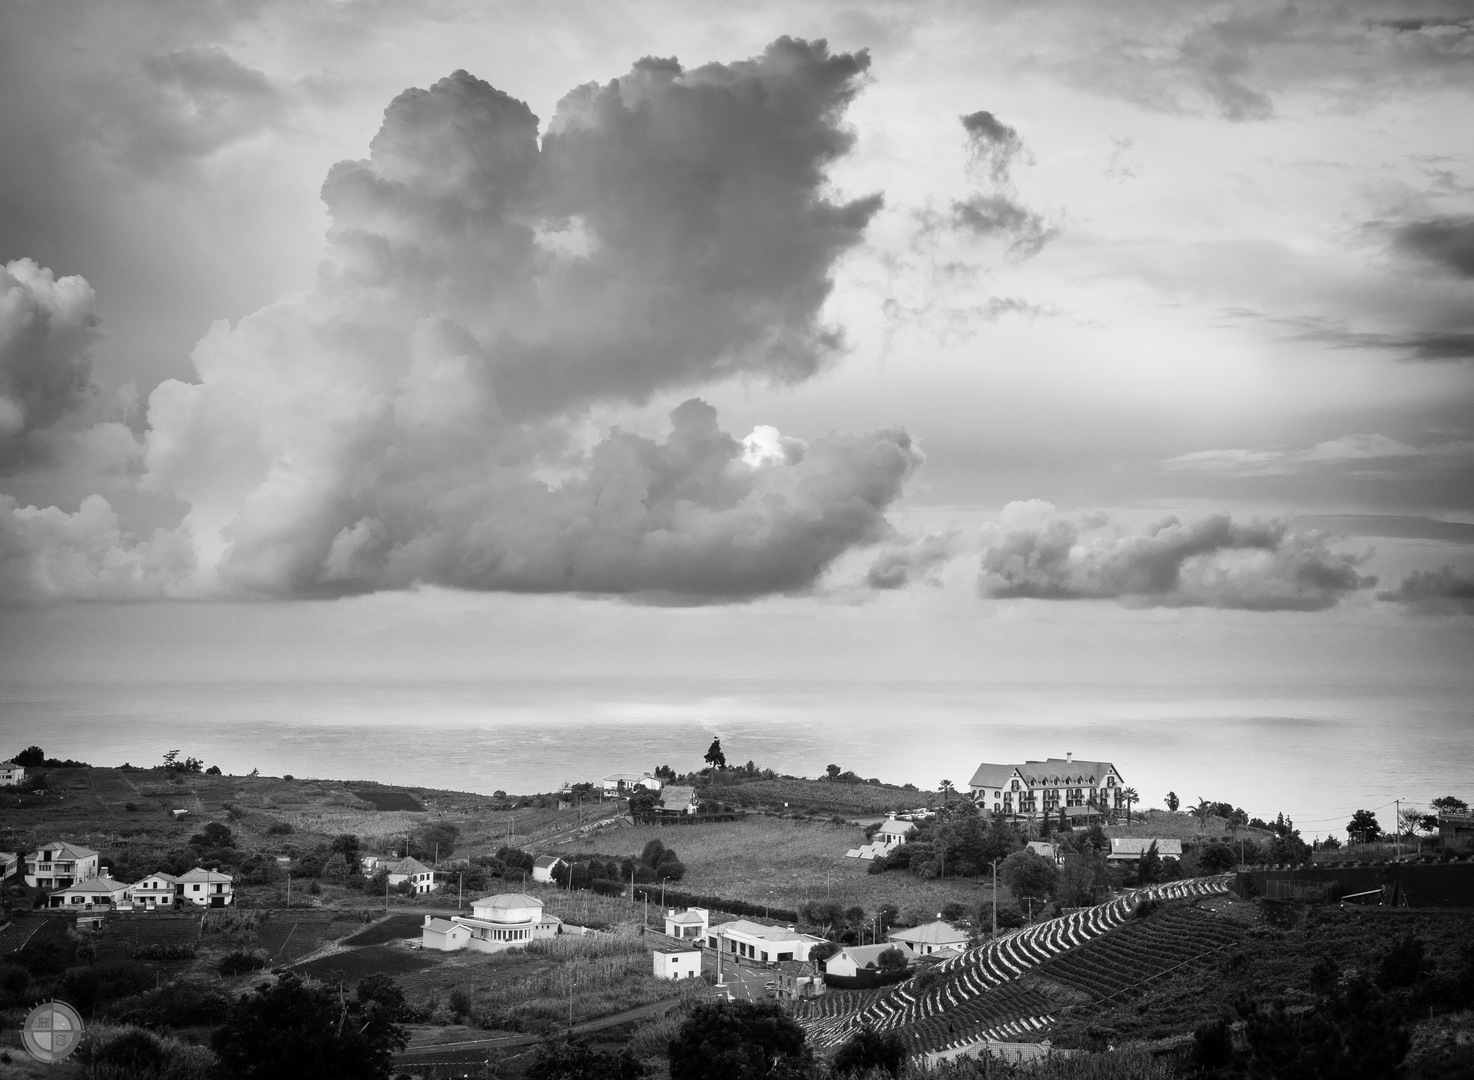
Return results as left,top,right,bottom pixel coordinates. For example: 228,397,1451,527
0,762,24,786
654,949,702,979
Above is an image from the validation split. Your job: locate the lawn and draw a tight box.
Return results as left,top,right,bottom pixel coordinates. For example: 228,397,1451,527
563,816,997,920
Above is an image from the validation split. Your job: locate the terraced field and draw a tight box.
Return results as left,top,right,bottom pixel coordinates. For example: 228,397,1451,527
342,913,427,946
795,877,1232,1057
254,912,359,964
1035,905,1243,1002
93,915,201,966
293,943,437,983
0,917,45,956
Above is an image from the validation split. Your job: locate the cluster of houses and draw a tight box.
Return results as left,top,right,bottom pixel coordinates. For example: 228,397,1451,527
650,905,976,994
5,841,235,910
598,773,699,815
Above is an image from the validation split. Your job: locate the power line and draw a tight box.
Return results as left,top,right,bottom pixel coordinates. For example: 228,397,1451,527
1287,797,1404,827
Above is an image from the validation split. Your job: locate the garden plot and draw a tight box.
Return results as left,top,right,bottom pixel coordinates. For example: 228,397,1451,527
254,912,359,964
342,913,428,946
94,916,201,966
293,943,437,982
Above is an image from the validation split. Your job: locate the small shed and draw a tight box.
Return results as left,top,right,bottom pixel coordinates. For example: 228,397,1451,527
654,946,702,980
531,855,566,883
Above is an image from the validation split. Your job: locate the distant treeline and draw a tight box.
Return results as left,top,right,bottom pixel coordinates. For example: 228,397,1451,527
635,884,798,925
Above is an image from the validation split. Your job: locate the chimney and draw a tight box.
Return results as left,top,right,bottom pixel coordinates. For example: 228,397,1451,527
1066,752,1073,763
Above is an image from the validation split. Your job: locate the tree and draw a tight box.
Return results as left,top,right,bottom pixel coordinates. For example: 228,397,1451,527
939,779,954,807
826,764,842,780
13,745,45,767
653,765,676,781
1199,842,1237,874
1431,795,1468,815
408,821,458,861
206,764,222,775
1121,787,1139,824
330,834,362,872
527,1037,646,1080
808,940,840,965
667,999,812,1080
323,853,351,881
629,788,660,816
1165,791,1180,812
191,822,235,849
833,1026,906,1077
1192,798,1215,834
704,739,726,770
212,971,407,1080
1054,852,1114,907
999,850,1057,912
1137,841,1162,885
876,946,908,971
1347,809,1381,844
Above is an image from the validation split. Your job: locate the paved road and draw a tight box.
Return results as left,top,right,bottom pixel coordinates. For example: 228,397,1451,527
702,950,772,1004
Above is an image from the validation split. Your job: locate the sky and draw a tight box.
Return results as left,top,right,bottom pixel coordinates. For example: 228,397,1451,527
1,1,1472,808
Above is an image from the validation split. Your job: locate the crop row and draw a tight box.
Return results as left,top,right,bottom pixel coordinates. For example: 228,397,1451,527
293,944,436,983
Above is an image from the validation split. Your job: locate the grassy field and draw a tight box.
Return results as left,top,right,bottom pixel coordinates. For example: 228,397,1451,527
699,776,936,815
560,816,999,919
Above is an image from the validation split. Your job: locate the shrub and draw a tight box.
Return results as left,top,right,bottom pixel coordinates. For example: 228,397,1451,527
109,979,232,1026
266,821,294,835
218,950,270,977
833,1025,905,1077
133,943,197,961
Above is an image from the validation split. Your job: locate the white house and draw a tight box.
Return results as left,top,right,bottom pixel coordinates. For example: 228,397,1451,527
0,852,17,881
1025,841,1060,863
1107,838,1183,862
0,760,24,786
824,943,909,980
653,946,702,980
876,817,916,845
25,842,100,889
706,919,825,964
656,785,699,815
49,873,131,909
601,773,663,796
665,907,709,941
386,857,438,895
360,855,382,874
887,920,969,956
968,755,1127,819
531,855,566,883
176,867,234,907
128,872,180,909
421,892,562,953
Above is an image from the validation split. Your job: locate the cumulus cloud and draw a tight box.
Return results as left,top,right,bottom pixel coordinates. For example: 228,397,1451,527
0,259,101,467
866,531,958,590
1377,565,1474,615
2,39,921,604
978,501,1375,611
1392,215,1474,278
950,111,1056,258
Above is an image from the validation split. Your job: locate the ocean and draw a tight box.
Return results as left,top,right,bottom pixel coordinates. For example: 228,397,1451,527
2,677,1469,841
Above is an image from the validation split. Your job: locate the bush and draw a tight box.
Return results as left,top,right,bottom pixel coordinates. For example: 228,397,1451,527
266,821,294,835
218,950,270,977
109,979,232,1026
133,943,197,961
833,1025,905,1077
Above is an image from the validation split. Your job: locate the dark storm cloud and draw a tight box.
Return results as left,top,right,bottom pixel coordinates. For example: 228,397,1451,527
979,501,1375,611
1377,565,1474,615
95,46,287,169
2,39,921,603
1392,215,1474,277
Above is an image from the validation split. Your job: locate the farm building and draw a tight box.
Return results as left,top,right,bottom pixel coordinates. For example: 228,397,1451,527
420,892,562,953
887,919,969,956
665,907,708,940
24,841,100,889
653,946,702,980
0,760,24,786
823,944,911,988
656,785,699,815
49,873,131,909
531,855,566,883
968,754,1127,820
1107,838,1183,861
775,958,826,999
386,857,438,895
877,816,917,844
176,867,234,907
1439,815,1474,841
706,919,825,964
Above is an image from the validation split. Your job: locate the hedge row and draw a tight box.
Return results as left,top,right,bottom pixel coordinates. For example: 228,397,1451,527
634,885,798,924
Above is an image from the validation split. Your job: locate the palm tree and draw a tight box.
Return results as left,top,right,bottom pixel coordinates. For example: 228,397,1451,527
1192,798,1214,835
939,779,954,808
1121,787,1139,824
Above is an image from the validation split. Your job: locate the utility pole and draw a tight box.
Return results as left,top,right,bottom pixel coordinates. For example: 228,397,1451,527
385,875,389,916
457,872,463,911
991,859,999,939
287,872,291,910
